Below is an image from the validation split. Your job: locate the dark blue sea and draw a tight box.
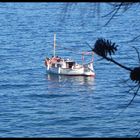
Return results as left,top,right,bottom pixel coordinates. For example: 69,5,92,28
0,2,140,137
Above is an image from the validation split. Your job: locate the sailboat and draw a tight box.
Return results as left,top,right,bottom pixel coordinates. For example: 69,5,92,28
44,33,95,76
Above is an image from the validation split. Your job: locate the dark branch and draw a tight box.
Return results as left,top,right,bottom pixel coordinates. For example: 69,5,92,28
103,56,132,72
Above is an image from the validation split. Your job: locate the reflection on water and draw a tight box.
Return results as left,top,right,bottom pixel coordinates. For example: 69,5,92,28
46,73,95,86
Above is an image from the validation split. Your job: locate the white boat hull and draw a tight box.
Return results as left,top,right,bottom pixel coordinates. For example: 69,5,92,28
46,66,95,76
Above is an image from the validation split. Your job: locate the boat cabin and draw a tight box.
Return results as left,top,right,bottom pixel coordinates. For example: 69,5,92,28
66,61,76,69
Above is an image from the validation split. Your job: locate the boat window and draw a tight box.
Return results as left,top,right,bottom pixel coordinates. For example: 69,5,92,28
52,63,55,67
66,62,75,68
57,64,61,67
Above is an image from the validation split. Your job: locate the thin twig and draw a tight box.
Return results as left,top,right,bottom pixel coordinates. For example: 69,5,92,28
131,46,140,66
102,5,118,18
124,85,140,110
128,83,140,93
85,42,93,50
116,84,140,118
104,3,123,26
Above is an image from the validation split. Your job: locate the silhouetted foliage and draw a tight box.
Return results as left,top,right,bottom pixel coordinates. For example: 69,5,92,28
92,38,132,72
85,38,140,122
130,67,140,83
61,2,140,137
93,38,118,58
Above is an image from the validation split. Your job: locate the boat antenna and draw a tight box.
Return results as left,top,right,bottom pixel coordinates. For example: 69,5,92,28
53,33,56,57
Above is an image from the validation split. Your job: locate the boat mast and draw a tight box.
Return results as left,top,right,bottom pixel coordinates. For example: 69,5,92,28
53,33,56,57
